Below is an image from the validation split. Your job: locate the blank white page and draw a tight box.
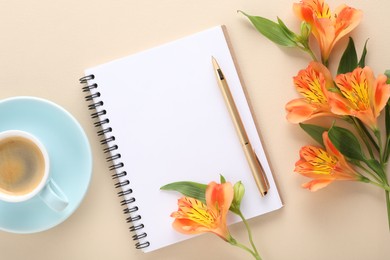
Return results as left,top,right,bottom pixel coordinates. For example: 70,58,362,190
85,25,282,252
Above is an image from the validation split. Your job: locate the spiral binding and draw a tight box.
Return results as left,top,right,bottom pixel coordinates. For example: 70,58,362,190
80,75,150,250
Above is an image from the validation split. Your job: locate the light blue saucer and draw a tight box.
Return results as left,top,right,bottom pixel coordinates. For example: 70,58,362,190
0,96,92,233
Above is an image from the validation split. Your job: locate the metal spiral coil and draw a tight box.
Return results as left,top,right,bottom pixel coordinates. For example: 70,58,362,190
79,74,150,249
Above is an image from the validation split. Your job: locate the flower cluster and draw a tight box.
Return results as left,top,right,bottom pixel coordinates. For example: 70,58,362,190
162,1,390,259
241,0,390,227
287,60,389,131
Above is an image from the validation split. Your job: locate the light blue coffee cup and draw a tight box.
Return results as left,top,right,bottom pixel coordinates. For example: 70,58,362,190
0,130,69,212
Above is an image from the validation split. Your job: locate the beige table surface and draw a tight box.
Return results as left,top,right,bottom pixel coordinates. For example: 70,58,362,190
1,0,390,259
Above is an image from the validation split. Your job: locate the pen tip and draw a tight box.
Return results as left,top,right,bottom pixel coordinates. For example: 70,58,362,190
211,56,219,68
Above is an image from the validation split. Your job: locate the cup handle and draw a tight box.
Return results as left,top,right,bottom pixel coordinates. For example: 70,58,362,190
39,179,69,212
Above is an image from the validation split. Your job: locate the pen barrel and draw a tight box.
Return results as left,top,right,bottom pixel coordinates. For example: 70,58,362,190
217,78,249,145
243,143,270,196
216,74,269,196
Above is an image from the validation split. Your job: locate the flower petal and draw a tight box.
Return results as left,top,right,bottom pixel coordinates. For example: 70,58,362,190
302,179,333,191
286,99,321,123
333,5,363,44
171,197,214,228
373,74,390,117
206,181,233,217
331,66,388,129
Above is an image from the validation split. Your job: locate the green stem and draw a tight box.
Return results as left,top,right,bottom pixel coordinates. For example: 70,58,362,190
357,119,380,152
384,137,390,162
305,48,317,62
366,179,390,192
322,57,329,67
351,117,375,159
381,171,390,231
366,177,390,230
386,191,390,231
231,241,262,260
237,210,259,256
355,163,383,183
374,129,384,164
298,45,317,62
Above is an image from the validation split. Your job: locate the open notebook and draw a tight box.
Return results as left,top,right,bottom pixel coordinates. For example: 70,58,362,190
80,25,282,252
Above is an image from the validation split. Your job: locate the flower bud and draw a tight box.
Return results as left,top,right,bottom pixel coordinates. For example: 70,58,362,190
300,22,311,41
232,181,245,209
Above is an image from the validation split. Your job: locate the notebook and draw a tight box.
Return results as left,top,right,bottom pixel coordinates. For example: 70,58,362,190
80,25,283,252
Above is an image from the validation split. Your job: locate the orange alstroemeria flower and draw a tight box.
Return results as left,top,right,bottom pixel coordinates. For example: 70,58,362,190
286,61,335,123
293,0,362,64
295,132,362,191
171,181,234,242
329,67,390,130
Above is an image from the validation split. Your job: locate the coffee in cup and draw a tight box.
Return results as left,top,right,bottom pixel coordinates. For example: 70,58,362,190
0,130,68,212
0,135,46,197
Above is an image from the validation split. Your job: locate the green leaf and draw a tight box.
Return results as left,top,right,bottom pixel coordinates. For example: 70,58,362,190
386,103,390,139
160,181,207,203
220,174,226,183
277,17,298,42
328,125,366,161
238,11,297,47
385,136,390,162
385,70,390,84
337,37,358,74
385,103,390,161
358,39,369,68
327,87,342,94
365,159,386,179
299,123,328,146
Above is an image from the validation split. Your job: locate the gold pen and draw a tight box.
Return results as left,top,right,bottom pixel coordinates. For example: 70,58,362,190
212,56,269,196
